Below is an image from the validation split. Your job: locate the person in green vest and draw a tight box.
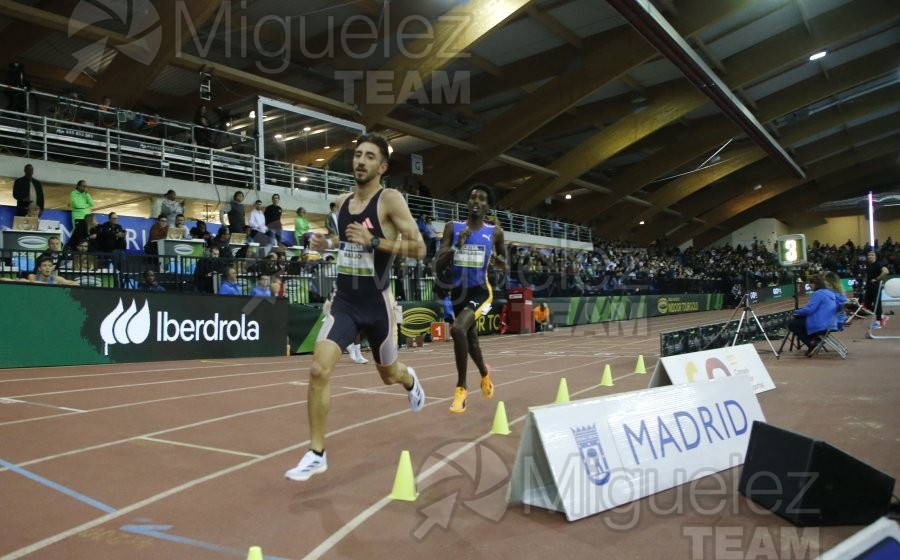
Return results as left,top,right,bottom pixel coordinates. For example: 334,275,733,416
69,180,93,225
294,206,310,247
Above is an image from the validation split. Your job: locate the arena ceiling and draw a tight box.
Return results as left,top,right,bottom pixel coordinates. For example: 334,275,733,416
0,0,898,246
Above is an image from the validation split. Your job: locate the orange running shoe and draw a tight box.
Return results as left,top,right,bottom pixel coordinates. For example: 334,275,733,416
480,365,494,399
450,386,467,413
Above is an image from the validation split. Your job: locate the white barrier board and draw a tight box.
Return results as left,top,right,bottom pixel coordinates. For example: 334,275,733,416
507,375,764,521
649,343,776,393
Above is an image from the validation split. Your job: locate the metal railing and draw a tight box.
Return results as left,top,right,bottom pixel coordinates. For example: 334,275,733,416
2,84,591,242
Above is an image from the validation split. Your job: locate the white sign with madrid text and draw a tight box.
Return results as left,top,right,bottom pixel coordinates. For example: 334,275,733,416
506,375,764,521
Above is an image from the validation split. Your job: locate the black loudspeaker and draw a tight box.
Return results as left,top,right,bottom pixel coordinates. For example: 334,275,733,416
738,421,895,526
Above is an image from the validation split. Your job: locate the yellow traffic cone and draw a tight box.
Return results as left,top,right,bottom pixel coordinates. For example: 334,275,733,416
390,450,418,501
555,378,570,403
491,401,511,435
600,364,614,387
246,546,263,560
634,354,646,374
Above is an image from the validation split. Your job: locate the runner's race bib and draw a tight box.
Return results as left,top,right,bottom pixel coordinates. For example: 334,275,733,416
337,241,375,276
453,244,486,268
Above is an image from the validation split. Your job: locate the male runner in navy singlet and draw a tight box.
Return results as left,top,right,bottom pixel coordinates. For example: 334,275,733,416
286,133,427,482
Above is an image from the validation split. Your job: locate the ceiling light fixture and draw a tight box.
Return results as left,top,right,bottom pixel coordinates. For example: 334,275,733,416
809,51,827,61
639,220,645,225
565,194,572,200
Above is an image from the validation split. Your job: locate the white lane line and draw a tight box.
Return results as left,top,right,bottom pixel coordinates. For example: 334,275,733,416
8,367,303,399
0,400,418,560
0,381,295,427
303,371,620,560
0,358,297,383
139,437,263,459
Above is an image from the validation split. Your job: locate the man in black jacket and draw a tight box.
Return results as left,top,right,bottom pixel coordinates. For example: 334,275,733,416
12,164,43,216
264,193,283,246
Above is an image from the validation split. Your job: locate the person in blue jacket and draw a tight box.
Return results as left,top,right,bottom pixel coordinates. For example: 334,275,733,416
788,274,839,352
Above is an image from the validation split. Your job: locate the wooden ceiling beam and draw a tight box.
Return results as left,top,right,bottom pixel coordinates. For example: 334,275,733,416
357,0,533,128
524,4,582,48
91,0,225,107
503,82,707,210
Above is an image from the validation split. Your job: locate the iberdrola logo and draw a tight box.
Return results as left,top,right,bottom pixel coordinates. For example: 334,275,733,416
66,0,162,82
100,298,152,355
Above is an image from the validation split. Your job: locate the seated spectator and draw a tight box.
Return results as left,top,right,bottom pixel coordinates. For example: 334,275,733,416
139,269,165,292
63,238,96,273
67,213,99,252
534,302,553,332
190,220,211,245
249,272,271,297
788,274,841,355
210,228,233,259
95,212,126,253
27,256,80,286
218,265,242,295
36,236,65,272
144,214,168,255
270,272,285,298
171,213,191,239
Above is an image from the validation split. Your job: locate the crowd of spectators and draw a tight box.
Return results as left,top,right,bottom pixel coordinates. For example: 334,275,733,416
503,238,898,299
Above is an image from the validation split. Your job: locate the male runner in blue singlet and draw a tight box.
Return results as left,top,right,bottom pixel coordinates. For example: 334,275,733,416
285,133,427,482
435,184,507,413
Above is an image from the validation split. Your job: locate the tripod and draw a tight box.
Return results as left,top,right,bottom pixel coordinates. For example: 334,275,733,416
729,293,779,357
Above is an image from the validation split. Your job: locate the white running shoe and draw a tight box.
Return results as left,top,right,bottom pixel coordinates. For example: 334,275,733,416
285,450,328,481
407,368,425,412
353,354,369,364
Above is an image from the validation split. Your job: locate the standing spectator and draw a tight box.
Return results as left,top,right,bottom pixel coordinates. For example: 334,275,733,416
12,164,43,216
248,199,269,246
69,180,93,225
865,251,891,328
96,96,115,128
265,194,284,246
194,245,224,293
219,191,246,234
418,214,437,262
294,207,310,247
139,270,165,292
325,201,338,238
249,272,272,297
6,62,30,113
194,104,211,147
160,190,184,224
95,212,126,253
218,266,242,295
